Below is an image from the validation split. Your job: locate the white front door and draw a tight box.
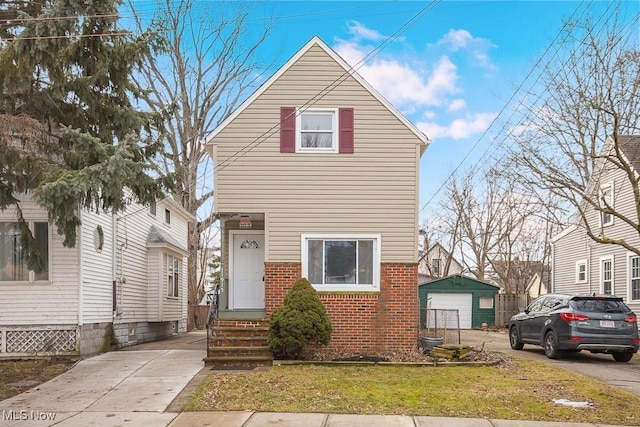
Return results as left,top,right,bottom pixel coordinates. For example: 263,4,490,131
230,231,265,310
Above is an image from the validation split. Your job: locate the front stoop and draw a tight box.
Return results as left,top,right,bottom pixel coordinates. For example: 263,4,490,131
205,319,273,368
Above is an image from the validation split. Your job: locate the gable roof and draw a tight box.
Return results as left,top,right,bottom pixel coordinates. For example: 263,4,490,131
205,36,429,148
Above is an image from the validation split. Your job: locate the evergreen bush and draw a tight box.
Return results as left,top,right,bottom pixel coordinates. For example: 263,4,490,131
267,277,332,359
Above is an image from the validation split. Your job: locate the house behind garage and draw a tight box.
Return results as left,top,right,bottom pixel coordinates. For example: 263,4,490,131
419,274,500,329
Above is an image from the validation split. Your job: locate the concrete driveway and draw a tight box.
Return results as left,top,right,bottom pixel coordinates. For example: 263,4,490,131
462,329,640,396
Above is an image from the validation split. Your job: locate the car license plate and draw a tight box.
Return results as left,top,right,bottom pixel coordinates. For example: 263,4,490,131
600,320,615,328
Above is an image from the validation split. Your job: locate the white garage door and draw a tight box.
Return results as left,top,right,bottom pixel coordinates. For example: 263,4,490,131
428,293,473,329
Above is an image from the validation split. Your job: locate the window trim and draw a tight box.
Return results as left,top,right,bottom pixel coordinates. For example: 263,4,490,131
575,259,587,284
296,108,339,153
0,220,50,284
600,182,614,227
600,255,614,295
301,233,381,292
628,252,640,302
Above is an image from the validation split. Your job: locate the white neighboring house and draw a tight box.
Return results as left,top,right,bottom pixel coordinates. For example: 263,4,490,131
419,242,464,282
0,193,193,357
552,135,640,314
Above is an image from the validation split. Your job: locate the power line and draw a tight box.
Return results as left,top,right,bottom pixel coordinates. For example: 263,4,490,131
418,0,627,215
211,1,439,176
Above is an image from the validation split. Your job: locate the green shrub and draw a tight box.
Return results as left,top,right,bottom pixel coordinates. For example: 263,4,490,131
267,277,332,359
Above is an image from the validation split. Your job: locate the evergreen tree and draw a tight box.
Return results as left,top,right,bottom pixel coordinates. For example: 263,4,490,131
0,0,170,271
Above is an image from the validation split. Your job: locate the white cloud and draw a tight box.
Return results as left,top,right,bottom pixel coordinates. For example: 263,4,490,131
417,112,497,140
346,20,388,42
438,29,496,69
335,37,460,108
422,111,436,120
439,29,473,51
447,99,466,112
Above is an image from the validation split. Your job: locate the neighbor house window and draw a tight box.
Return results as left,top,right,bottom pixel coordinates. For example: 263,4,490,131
149,200,156,216
297,108,338,152
601,183,614,226
629,254,640,301
432,258,441,276
167,254,179,297
302,234,380,291
479,296,494,309
575,259,587,283
165,209,171,225
601,256,613,295
0,221,49,282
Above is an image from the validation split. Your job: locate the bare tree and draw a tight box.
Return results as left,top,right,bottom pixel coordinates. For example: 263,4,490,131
130,0,272,304
508,17,640,256
435,167,557,292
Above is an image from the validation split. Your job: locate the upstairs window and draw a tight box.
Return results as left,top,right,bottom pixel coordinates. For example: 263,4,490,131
165,209,171,225
432,258,441,276
280,107,353,153
600,183,614,226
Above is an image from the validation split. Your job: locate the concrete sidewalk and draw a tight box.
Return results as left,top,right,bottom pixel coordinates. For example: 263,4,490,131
0,329,631,427
169,412,629,427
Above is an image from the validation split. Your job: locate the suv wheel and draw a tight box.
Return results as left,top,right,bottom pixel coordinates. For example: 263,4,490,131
544,330,562,359
509,326,524,350
612,352,634,362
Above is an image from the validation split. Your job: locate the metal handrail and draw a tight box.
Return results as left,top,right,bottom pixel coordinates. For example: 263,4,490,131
206,283,220,329
205,283,220,351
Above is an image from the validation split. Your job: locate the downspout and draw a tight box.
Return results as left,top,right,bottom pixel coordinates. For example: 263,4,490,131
112,213,117,319
78,209,83,327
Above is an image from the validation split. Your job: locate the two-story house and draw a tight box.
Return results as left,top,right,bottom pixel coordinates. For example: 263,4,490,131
0,194,193,357
553,135,640,314
205,36,429,354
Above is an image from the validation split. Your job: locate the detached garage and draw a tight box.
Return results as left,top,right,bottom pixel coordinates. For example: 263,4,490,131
419,275,500,329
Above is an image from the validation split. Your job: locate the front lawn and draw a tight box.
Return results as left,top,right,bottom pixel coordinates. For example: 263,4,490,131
186,358,640,425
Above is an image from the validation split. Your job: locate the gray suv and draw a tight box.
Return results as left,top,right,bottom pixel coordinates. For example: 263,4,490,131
509,294,639,362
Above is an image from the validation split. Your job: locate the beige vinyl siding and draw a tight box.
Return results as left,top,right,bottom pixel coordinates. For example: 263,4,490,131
79,210,113,324
0,197,79,325
213,44,421,263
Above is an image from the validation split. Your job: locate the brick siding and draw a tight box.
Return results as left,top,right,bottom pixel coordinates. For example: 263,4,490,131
264,262,419,352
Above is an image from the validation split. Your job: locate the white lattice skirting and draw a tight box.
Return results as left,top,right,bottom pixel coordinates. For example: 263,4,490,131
0,326,78,355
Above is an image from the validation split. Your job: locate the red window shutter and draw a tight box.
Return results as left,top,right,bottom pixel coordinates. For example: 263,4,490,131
280,107,296,153
339,108,354,153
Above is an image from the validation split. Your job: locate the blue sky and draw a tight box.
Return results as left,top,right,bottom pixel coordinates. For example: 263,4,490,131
238,0,639,220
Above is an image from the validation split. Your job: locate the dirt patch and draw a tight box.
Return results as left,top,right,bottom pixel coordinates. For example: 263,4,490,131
300,344,512,366
0,358,77,401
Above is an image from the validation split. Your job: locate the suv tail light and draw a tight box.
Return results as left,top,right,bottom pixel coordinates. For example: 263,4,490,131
624,314,638,323
560,313,589,322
